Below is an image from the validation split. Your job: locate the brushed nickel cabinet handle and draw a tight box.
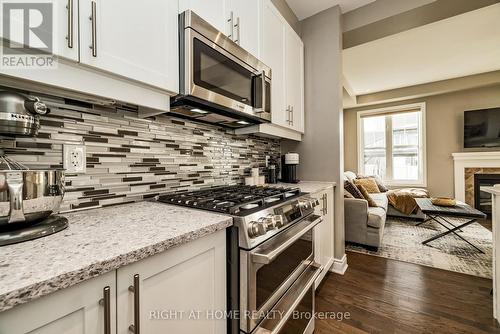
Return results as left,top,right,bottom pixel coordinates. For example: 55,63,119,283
234,17,240,44
89,1,97,57
66,0,73,48
128,274,140,333
290,106,294,126
227,11,234,39
99,286,111,334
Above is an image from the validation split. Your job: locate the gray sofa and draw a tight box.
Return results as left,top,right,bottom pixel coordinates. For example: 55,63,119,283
344,172,426,249
345,193,388,250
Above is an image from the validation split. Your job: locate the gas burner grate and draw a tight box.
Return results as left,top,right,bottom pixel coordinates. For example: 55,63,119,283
156,185,302,215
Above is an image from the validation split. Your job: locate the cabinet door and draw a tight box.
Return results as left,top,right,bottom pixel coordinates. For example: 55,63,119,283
179,0,226,33
0,0,79,61
116,230,227,334
260,0,287,128
0,271,116,334
226,0,260,57
285,27,304,133
79,0,178,93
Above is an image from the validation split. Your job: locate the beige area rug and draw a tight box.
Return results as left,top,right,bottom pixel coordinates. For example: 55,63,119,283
346,217,493,278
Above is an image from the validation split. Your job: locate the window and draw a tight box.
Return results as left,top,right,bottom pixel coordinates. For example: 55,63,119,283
357,103,426,187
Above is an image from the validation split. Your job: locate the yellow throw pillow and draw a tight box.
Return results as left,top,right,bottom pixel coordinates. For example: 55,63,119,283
354,178,380,193
357,185,378,207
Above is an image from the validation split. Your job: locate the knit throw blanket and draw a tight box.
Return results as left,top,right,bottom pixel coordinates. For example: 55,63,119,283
387,188,429,215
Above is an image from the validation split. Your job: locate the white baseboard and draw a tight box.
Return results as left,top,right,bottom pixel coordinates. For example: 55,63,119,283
330,254,348,275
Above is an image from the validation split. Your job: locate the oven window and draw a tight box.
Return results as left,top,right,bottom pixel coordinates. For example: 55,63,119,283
256,230,313,310
193,38,254,106
278,289,313,334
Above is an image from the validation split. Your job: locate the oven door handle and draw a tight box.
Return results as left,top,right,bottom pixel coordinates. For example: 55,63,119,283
251,215,322,265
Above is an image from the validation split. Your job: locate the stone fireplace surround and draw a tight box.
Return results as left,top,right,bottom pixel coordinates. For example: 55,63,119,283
453,152,500,204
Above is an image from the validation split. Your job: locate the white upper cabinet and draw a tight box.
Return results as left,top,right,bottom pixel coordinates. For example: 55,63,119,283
79,0,179,93
285,27,304,133
181,0,260,57
261,0,304,134
179,0,226,32
261,0,286,128
225,0,261,57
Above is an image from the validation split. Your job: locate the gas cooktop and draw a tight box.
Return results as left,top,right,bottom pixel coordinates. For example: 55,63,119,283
156,185,302,216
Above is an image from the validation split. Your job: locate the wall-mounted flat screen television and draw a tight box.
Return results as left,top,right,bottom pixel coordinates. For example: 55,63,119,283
464,108,500,148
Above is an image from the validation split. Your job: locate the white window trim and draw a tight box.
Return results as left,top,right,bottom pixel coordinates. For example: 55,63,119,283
357,102,427,188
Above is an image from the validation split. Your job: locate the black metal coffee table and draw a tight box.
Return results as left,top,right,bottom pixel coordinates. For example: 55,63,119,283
415,198,487,253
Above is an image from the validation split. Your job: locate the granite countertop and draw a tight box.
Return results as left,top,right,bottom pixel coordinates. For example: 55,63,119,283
0,201,232,313
276,181,336,194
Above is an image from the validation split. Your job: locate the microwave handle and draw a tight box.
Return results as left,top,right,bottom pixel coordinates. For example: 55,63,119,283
251,215,322,264
254,70,267,113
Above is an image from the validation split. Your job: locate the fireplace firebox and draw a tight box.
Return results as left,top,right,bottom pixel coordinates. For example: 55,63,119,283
474,173,500,216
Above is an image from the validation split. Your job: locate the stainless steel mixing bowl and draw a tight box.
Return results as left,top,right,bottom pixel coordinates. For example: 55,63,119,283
0,169,65,226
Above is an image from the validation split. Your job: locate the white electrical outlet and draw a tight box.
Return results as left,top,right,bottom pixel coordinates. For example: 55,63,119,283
63,144,86,173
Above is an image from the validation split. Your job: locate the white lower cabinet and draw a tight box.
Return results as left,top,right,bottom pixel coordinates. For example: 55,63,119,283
313,187,335,288
0,230,227,334
117,230,227,334
0,271,116,334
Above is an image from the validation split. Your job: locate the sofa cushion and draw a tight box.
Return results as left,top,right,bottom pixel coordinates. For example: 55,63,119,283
354,178,380,193
344,171,357,182
357,185,378,207
358,174,389,192
367,207,387,229
369,192,388,211
344,180,364,199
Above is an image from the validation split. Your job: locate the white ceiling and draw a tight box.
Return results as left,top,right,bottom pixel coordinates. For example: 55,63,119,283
285,0,376,20
343,4,500,96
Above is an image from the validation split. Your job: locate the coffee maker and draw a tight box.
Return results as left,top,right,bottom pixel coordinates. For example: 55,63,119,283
281,152,299,183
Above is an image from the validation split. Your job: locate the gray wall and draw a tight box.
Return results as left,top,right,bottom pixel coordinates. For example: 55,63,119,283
282,6,345,261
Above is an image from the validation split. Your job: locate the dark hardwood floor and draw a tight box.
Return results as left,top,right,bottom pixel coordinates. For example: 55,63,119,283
314,251,500,334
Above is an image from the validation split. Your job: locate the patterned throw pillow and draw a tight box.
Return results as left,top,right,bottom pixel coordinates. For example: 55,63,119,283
357,174,389,192
357,185,378,207
354,178,380,193
344,180,363,199
344,190,354,198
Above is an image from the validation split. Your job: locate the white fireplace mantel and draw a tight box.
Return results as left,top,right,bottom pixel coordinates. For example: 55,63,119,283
453,151,500,201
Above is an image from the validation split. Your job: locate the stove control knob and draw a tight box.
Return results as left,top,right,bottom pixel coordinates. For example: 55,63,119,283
260,215,277,231
248,221,267,238
274,215,285,228
298,200,312,211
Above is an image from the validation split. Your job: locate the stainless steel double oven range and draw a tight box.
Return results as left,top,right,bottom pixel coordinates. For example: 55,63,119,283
157,185,324,334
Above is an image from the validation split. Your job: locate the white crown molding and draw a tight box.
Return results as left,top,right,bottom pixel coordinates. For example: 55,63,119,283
452,151,500,160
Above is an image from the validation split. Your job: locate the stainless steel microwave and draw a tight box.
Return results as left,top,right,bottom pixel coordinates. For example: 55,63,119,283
171,10,272,128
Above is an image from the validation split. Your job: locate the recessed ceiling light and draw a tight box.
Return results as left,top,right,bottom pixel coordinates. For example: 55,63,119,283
237,120,250,125
191,108,208,114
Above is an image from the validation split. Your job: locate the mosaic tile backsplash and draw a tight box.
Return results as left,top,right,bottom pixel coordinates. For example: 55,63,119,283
0,93,281,212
